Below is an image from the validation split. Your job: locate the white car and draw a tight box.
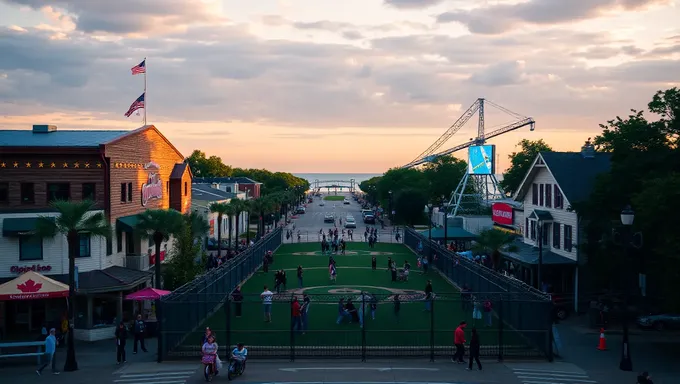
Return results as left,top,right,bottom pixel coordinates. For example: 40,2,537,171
344,218,356,228
319,202,325,206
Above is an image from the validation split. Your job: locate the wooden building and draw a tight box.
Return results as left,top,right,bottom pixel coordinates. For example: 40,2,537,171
0,124,191,340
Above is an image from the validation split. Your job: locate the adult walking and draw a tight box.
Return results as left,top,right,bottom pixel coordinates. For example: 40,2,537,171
467,328,482,371
115,321,128,365
133,314,148,353
452,321,467,363
297,265,304,288
232,285,244,317
36,328,59,375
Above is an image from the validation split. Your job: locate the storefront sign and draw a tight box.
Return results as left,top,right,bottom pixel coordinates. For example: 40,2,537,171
492,202,514,226
10,265,52,274
149,251,166,266
141,161,163,206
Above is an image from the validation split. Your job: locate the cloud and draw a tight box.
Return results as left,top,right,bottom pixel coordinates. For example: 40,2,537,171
384,0,445,9
436,0,670,34
1,0,223,34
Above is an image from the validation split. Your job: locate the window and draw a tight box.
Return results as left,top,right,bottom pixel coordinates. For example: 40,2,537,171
121,183,127,202
564,225,573,252
542,223,550,246
532,184,538,205
82,183,96,201
525,218,529,238
545,183,552,208
530,220,536,240
19,235,43,260
20,183,35,204
47,183,69,203
553,223,561,249
539,184,544,206
106,236,113,256
184,182,188,196
116,231,123,253
127,183,133,202
554,185,563,209
77,234,91,258
0,182,8,203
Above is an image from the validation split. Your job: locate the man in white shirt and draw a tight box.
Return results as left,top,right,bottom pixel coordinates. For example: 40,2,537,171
37,328,59,375
261,285,273,322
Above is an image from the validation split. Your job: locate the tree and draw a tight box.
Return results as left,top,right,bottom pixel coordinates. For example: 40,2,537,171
500,139,553,196
163,214,207,290
34,200,112,372
185,150,233,177
209,202,231,254
134,209,185,289
421,156,467,202
393,188,428,226
184,210,210,241
647,87,679,144
242,200,253,244
229,198,246,247
472,228,518,270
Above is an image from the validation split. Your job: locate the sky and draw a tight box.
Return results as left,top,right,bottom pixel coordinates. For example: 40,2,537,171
0,0,679,173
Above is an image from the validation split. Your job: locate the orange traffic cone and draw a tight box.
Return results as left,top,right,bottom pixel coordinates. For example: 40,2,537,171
597,328,607,351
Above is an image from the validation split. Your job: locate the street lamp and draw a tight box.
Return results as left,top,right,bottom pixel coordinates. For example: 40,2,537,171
425,203,433,259
388,190,394,221
441,195,449,249
616,205,642,372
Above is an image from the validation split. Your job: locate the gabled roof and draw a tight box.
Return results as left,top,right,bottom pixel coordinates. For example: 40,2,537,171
170,163,190,180
514,151,611,205
191,184,237,202
0,129,129,147
194,177,261,185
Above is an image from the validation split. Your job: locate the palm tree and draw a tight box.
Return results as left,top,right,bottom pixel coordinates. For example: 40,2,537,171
229,198,246,248
34,200,112,372
209,202,231,257
242,200,253,245
184,210,210,241
249,198,265,238
472,228,519,270
134,209,185,289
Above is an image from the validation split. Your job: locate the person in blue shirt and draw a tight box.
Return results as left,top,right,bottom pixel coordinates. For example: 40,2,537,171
36,328,59,375
230,343,248,372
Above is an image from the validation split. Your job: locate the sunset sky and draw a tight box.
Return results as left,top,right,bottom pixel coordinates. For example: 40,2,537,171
1,0,679,173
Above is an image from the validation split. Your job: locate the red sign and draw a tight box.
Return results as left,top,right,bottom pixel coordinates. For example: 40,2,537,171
149,250,166,266
141,162,163,206
10,265,52,274
492,203,514,226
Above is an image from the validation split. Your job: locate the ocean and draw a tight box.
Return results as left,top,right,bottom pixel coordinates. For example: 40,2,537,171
294,173,382,191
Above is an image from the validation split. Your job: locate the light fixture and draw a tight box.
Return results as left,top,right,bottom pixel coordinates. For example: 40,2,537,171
620,205,634,226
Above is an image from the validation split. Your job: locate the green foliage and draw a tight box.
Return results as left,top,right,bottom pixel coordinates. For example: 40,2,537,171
323,195,345,201
34,200,112,241
134,209,185,243
500,139,553,196
186,150,233,177
393,188,428,226
472,228,518,269
163,223,205,291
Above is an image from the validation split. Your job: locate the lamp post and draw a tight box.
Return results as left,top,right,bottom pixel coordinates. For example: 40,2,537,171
537,220,544,291
388,190,394,221
617,205,641,372
441,195,449,249
425,203,433,260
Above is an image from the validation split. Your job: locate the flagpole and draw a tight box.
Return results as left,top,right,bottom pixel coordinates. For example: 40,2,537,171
143,57,147,125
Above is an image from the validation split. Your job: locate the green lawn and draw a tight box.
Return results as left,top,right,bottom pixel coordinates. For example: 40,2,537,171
322,195,346,201
192,243,523,348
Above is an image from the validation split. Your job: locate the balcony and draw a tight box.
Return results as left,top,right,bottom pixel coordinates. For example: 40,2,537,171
126,254,150,271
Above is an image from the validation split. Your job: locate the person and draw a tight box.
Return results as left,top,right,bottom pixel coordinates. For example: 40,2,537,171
329,262,337,282
452,321,467,363
201,334,219,376
483,299,493,327
371,256,376,270
467,328,482,371
297,265,304,288
336,298,351,324
291,297,302,332
36,328,59,375
115,321,128,365
261,286,273,322
637,371,654,384
230,342,248,373
346,299,359,323
393,294,401,322
132,314,148,353
424,280,433,312
301,294,311,333
232,285,244,318
202,327,213,345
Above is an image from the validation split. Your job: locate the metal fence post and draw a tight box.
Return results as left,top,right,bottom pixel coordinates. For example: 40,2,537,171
497,297,504,362
361,293,367,362
430,297,435,362
157,299,163,363
225,295,232,352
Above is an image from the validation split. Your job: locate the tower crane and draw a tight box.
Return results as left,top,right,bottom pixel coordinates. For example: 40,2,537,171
402,98,535,217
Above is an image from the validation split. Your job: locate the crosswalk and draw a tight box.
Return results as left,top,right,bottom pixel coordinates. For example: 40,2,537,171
508,364,597,384
112,368,196,384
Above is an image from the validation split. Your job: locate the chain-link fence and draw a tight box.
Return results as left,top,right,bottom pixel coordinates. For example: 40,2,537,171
282,228,404,244
403,227,554,360
165,291,551,361
159,227,283,361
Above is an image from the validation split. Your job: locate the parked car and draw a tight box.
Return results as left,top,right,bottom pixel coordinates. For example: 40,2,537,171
363,214,376,224
296,207,306,214
637,313,680,331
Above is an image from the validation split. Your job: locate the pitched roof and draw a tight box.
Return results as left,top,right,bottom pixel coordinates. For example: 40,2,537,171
0,266,152,294
0,129,129,147
539,152,611,204
170,163,189,180
194,177,261,184
191,184,237,202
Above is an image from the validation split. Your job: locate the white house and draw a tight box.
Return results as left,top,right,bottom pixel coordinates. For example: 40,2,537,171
503,141,611,311
191,184,247,247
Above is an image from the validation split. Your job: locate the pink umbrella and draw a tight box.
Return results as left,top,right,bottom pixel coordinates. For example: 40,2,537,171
125,287,171,301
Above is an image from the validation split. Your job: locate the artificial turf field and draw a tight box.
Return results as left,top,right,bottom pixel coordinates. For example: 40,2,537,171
194,242,523,348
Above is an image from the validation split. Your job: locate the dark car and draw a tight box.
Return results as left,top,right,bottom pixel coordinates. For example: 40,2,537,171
363,214,376,224
637,314,680,331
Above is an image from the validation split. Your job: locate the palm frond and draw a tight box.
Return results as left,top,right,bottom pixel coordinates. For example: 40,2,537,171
135,209,185,240
33,200,109,240
78,211,112,238
184,211,209,238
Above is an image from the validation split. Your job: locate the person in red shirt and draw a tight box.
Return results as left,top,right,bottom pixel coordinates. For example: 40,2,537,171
452,321,467,363
291,297,302,332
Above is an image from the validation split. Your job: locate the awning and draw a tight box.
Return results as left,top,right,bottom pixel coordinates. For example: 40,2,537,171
125,287,171,301
500,242,576,266
418,227,478,240
528,210,553,221
0,271,69,300
116,215,138,232
2,217,54,237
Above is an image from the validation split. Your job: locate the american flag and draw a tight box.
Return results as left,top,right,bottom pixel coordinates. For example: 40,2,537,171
131,59,146,75
124,93,145,117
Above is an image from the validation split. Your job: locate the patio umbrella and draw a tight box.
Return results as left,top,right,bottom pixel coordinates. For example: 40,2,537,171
0,271,69,300
125,287,171,301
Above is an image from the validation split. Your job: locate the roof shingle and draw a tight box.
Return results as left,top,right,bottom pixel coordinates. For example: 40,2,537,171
540,152,611,204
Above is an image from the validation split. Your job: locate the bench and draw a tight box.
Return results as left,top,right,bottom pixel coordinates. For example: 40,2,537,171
0,341,46,364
